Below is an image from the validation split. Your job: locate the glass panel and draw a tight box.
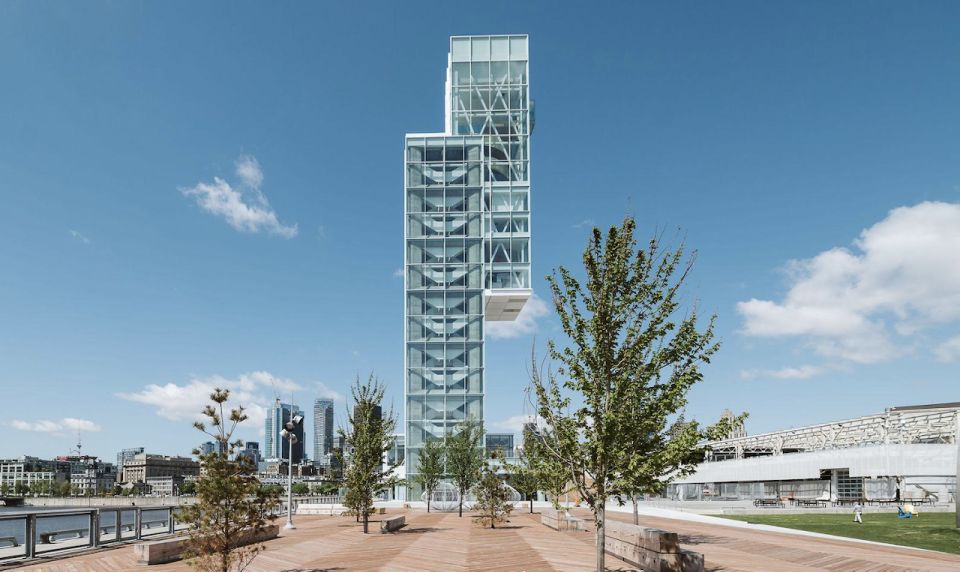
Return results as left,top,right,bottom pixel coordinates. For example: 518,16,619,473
509,61,526,84
491,36,509,60
471,36,490,60
491,61,509,84
510,37,527,60
471,62,490,85
451,38,471,61
452,62,470,85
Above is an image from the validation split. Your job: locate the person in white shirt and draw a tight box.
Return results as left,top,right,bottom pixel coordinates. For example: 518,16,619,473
853,502,863,523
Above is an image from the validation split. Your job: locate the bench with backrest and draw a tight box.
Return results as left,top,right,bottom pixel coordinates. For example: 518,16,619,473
604,519,704,572
380,515,405,533
753,498,783,508
0,536,18,547
39,529,87,544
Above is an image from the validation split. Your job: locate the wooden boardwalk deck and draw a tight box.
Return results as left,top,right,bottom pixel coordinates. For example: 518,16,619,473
7,509,960,571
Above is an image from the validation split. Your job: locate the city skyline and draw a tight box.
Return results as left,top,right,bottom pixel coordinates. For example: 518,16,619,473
3,2,960,460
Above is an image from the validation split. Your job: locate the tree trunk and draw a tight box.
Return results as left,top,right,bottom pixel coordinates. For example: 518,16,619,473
529,498,533,513
363,510,369,534
458,491,463,517
595,503,606,572
632,494,639,525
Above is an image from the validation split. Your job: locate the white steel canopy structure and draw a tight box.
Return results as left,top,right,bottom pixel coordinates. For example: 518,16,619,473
668,402,960,503
404,36,533,497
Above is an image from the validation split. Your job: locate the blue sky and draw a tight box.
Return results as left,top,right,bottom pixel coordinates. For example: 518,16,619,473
2,1,959,461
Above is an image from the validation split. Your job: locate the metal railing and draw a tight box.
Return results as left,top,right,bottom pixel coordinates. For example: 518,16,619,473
0,506,180,561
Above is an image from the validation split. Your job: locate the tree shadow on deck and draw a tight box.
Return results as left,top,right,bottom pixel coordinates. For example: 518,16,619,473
678,533,728,546
395,526,451,534
279,568,345,572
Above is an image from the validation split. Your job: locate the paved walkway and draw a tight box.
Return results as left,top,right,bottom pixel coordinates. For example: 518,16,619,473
8,509,960,571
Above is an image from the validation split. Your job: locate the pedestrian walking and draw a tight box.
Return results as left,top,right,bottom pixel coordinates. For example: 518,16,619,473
853,501,863,523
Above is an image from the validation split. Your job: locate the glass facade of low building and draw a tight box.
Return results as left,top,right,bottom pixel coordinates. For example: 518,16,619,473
405,35,533,497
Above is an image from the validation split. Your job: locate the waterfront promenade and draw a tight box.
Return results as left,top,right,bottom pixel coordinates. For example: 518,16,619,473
9,508,960,571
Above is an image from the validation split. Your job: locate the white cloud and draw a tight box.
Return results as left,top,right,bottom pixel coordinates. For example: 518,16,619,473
68,229,90,244
315,382,344,403
179,156,298,238
738,202,960,364
486,292,551,340
10,417,101,434
934,335,960,363
393,268,404,278
572,219,595,229
491,414,537,433
116,371,303,430
739,365,824,381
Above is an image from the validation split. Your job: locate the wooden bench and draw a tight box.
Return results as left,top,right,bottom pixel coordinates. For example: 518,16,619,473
0,536,18,547
540,507,586,531
39,529,87,544
604,519,704,572
380,515,405,533
134,524,278,565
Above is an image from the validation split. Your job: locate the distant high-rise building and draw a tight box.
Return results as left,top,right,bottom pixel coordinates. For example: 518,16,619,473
404,35,533,496
263,399,304,463
238,441,261,464
313,398,334,466
117,447,144,471
199,442,216,456
485,433,515,457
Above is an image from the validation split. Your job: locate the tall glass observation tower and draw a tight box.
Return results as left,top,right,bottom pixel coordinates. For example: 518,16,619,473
404,35,533,497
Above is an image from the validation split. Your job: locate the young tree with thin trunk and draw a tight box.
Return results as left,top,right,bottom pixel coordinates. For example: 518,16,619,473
415,438,445,512
531,217,721,572
508,448,540,514
446,417,484,517
340,374,401,534
472,450,514,528
179,388,280,572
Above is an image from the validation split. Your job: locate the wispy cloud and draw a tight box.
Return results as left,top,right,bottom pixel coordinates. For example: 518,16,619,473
179,155,298,238
491,414,537,433
739,365,825,381
738,202,960,364
68,229,91,244
486,292,551,340
572,219,595,229
934,336,960,363
393,268,404,278
9,417,101,434
315,382,344,402
116,371,303,430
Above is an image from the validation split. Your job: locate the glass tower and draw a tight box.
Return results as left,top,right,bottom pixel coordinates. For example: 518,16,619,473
313,398,334,466
263,399,305,463
405,35,533,496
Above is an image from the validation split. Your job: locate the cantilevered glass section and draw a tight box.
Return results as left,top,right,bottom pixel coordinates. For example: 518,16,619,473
405,35,533,496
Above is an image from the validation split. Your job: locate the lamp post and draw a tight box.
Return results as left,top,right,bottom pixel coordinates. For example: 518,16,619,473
280,413,304,530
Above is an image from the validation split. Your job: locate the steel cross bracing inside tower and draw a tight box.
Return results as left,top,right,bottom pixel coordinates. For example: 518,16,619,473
704,402,960,461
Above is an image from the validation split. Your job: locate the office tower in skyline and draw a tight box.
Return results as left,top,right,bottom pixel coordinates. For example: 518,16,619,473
263,399,305,463
116,447,144,471
313,398,334,466
404,35,533,496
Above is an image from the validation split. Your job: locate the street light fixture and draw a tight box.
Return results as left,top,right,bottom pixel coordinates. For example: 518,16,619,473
281,413,304,530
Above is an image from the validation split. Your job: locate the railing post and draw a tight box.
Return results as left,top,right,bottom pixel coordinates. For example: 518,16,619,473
135,508,142,540
168,507,175,535
90,510,99,548
25,514,36,559
115,509,121,543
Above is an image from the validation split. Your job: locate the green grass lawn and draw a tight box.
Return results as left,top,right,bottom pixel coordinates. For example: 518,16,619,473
720,512,960,555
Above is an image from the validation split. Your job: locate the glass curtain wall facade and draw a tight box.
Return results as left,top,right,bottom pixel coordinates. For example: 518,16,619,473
405,35,532,497
313,398,334,467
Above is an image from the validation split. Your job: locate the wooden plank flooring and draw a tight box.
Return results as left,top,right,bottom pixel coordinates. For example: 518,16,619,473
8,508,960,571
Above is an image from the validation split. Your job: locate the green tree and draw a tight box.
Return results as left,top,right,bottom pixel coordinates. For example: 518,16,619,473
340,374,401,534
0,483,10,496
472,452,513,528
509,433,543,514
615,413,738,524
414,438,445,513
291,482,310,496
446,418,484,517
522,425,571,509
180,480,196,495
531,217,721,572
14,481,29,496
178,388,280,572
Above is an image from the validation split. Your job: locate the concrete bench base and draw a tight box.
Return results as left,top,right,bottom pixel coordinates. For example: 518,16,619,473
540,508,586,531
134,524,279,565
603,520,703,572
381,515,405,533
